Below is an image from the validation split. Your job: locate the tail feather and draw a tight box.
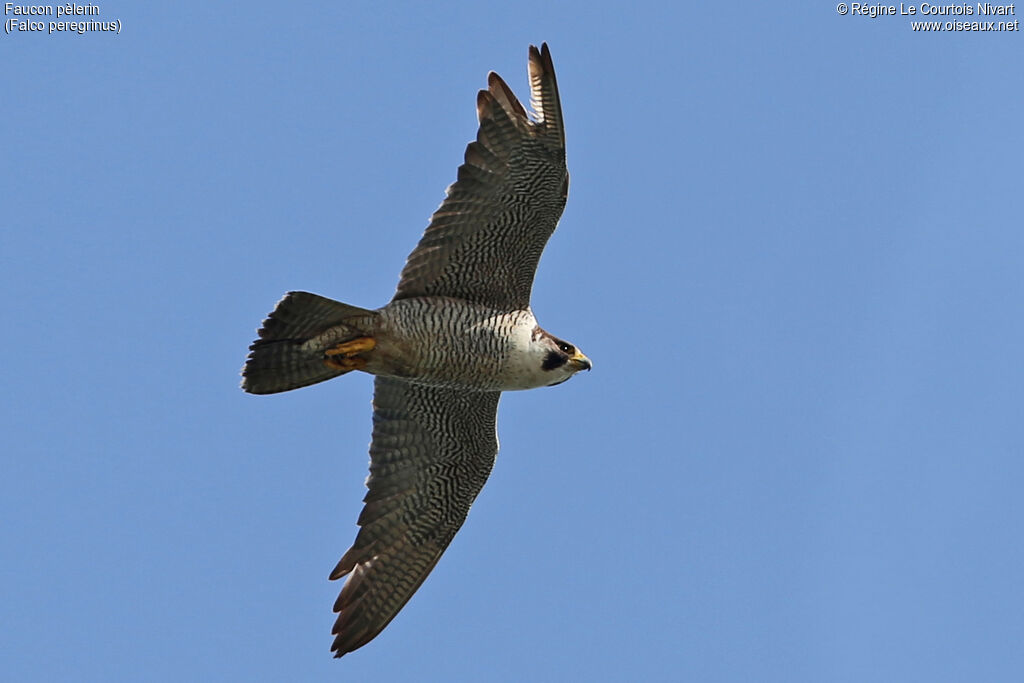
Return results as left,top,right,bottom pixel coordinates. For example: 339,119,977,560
242,291,377,395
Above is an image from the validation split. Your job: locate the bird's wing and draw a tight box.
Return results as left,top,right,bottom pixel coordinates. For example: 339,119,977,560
329,376,501,657
392,43,568,312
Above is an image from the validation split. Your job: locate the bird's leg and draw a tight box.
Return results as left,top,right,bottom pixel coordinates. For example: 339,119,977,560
323,337,376,372
325,337,376,356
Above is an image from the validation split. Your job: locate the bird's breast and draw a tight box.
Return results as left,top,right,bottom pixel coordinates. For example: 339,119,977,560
366,298,537,391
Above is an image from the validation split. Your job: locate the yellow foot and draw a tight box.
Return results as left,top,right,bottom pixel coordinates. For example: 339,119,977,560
324,337,376,357
322,336,375,372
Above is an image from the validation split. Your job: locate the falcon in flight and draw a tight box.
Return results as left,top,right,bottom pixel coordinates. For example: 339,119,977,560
241,43,589,658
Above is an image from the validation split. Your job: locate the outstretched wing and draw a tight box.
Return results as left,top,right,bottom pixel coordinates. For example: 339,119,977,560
392,43,568,312
329,377,501,657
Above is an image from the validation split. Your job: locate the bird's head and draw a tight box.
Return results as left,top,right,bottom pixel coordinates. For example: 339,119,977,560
538,334,591,386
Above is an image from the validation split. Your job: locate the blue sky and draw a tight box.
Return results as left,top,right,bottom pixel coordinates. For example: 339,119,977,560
4,2,1023,681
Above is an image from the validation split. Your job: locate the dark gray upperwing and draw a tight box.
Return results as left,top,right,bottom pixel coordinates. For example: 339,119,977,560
328,377,501,657
392,43,568,312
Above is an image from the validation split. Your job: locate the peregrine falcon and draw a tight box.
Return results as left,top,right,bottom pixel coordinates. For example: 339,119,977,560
241,43,589,658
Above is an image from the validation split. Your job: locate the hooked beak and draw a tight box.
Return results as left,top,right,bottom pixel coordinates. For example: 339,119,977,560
568,350,592,372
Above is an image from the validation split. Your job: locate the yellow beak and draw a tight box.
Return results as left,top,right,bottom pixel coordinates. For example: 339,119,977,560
569,349,592,371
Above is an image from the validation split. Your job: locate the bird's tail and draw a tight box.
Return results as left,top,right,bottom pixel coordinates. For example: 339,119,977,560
241,291,378,395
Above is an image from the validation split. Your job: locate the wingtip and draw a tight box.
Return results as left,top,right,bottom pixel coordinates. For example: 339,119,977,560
526,42,563,143
487,70,529,121
528,42,555,75
475,88,493,123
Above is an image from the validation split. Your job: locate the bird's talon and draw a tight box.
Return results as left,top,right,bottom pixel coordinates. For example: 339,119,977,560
324,356,368,372
323,337,374,372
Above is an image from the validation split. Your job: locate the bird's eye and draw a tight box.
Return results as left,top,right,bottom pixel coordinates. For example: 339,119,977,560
558,342,574,354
